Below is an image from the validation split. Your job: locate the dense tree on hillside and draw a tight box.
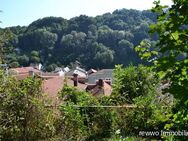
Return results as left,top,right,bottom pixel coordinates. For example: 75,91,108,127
2,2,188,140
26,17,68,35
0,28,14,64
4,9,157,70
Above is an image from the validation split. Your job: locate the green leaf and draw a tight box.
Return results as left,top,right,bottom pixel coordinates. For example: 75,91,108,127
171,32,179,40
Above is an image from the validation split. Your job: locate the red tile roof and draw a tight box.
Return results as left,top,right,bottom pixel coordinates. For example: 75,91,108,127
14,73,30,80
42,77,87,99
10,67,41,74
64,78,87,91
86,81,112,96
9,67,63,80
42,77,64,98
9,67,112,99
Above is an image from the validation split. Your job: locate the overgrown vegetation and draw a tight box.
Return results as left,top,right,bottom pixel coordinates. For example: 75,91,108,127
55,65,173,140
135,0,188,140
0,0,187,140
0,73,56,141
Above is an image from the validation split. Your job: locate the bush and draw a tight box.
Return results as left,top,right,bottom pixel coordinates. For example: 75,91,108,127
58,85,116,140
0,72,56,140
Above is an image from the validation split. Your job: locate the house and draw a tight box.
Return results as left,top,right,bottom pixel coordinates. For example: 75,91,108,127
8,66,113,101
8,66,66,80
42,77,64,99
87,69,113,85
65,67,87,77
65,67,88,83
30,63,43,70
86,79,112,96
63,67,70,73
9,66,41,74
8,66,42,79
65,76,87,91
87,69,97,75
53,67,65,76
74,67,87,77
42,75,87,99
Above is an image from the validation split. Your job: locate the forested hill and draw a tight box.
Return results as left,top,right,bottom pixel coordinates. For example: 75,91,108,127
3,9,157,71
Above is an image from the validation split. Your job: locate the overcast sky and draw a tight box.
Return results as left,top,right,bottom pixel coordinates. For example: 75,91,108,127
0,0,172,28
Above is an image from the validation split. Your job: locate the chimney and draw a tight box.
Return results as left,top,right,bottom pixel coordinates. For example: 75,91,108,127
73,73,78,87
104,80,111,85
98,79,104,87
29,70,34,77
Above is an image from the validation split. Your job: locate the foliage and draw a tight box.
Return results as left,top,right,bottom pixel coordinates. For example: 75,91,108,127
52,65,173,140
111,65,173,140
3,3,188,140
112,65,159,104
117,94,172,139
0,29,14,63
58,85,116,141
0,72,56,141
3,9,157,70
135,39,158,62
150,0,188,102
135,0,188,140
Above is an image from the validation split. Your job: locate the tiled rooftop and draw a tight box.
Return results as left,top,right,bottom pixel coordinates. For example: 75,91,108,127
87,69,113,84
